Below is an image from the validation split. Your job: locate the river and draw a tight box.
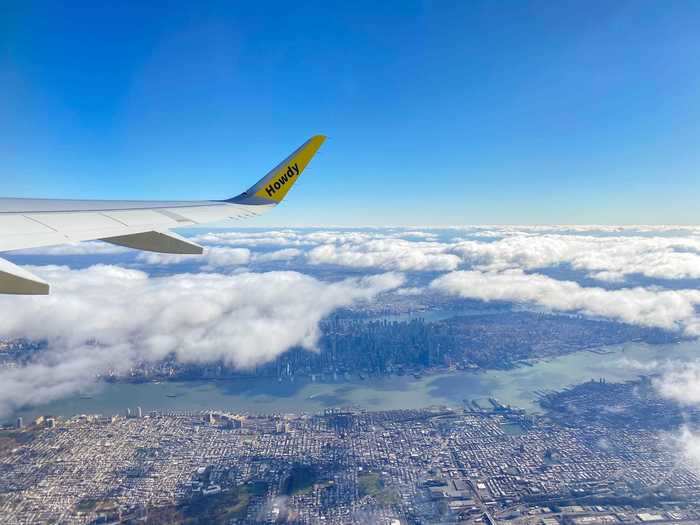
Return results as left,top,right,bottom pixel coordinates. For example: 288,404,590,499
7,339,699,424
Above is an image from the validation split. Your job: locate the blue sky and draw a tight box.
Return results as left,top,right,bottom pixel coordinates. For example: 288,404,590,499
2,1,699,225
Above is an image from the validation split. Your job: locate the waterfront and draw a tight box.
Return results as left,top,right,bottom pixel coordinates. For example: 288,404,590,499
7,339,700,423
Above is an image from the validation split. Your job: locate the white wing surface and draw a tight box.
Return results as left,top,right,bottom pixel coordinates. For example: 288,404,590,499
0,135,326,294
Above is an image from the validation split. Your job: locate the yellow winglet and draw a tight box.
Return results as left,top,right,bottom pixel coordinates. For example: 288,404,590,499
227,135,326,205
254,135,326,203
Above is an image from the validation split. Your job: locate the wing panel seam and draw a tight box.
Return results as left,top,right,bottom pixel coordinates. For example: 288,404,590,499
22,214,60,233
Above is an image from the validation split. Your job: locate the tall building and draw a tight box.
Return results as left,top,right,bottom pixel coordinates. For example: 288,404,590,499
136,407,142,418
15,416,23,429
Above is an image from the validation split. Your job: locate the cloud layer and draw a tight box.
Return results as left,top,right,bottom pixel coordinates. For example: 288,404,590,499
12,226,700,336
307,239,461,272
191,227,700,281
0,265,403,416
451,234,700,281
137,246,252,268
655,361,700,406
651,361,700,475
15,227,700,282
431,269,700,334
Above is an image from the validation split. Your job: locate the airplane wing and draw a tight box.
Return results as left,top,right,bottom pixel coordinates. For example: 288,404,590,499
0,135,326,295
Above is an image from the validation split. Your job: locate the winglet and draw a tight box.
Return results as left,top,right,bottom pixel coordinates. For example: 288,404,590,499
228,135,326,205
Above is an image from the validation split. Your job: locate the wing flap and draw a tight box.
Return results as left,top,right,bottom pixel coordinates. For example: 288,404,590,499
0,257,49,295
101,230,203,254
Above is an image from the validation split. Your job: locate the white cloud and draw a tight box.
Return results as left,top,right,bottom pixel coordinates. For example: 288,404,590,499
396,230,439,240
654,361,700,405
0,265,403,416
606,358,700,476
138,246,300,268
13,228,700,286
445,225,700,236
671,426,700,476
253,248,303,262
137,246,251,268
452,234,700,281
651,361,700,476
191,230,318,248
189,228,700,281
307,239,461,272
430,269,700,333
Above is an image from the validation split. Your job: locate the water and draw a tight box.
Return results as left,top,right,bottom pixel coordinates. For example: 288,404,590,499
8,340,700,423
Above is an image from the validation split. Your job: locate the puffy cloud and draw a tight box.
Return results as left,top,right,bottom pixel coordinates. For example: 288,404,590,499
307,239,461,272
675,427,700,474
431,269,700,333
452,234,700,281
10,226,700,290
13,227,700,284
253,248,303,262
191,229,322,248
654,361,700,406
395,231,439,240
139,246,301,269
652,361,700,475
658,369,700,476
197,230,459,272
0,265,403,416
191,232,289,247
195,228,700,280
446,225,700,236
137,246,251,268
190,228,700,281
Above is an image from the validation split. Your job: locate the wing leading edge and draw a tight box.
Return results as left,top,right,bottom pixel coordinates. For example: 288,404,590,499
0,135,326,294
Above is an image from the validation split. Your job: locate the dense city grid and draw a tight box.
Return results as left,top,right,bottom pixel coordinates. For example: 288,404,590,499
2,379,700,525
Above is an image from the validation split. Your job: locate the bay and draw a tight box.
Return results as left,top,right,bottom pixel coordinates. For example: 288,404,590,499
7,339,699,423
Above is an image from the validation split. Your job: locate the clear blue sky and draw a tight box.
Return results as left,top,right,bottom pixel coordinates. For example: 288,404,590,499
2,1,699,225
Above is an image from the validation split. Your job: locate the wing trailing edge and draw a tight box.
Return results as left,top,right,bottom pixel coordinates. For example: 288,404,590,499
101,230,204,254
0,258,49,295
